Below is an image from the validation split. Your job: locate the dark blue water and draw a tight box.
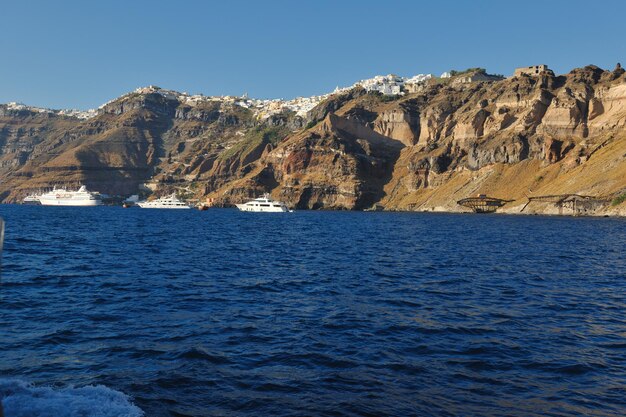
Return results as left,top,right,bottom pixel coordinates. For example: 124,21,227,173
0,206,625,416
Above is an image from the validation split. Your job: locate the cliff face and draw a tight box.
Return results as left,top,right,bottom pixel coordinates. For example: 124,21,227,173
0,92,295,201
243,113,404,210
1,65,625,214
378,65,626,213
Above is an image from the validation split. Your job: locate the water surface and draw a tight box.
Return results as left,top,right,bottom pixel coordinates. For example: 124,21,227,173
1,206,625,416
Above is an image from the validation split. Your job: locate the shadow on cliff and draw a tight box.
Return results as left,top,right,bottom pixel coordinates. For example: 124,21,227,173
17,97,177,197
287,113,405,210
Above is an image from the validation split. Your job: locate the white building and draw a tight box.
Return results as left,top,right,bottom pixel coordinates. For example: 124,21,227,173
9,70,441,124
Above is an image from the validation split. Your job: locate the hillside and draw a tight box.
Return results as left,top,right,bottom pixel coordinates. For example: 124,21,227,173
1,65,625,215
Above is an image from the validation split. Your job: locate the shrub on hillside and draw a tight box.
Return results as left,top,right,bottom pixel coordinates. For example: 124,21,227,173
611,192,626,206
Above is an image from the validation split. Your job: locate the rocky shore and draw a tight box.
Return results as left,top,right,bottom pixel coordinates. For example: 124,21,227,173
1,65,625,216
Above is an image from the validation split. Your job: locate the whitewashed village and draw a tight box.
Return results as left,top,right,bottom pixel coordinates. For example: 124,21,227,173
2,66,552,122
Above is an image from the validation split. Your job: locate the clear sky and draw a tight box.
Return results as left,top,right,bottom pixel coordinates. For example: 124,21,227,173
1,0,624,110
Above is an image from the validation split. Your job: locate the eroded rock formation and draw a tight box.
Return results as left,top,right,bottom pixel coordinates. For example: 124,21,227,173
1,65,625,214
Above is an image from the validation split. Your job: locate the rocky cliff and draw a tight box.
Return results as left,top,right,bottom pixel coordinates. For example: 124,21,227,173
1,65,625,215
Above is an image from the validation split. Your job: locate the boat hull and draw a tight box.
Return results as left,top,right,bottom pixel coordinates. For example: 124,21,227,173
22,199,41,205
235,204,288,213
38,198,101,206
136,203,191,209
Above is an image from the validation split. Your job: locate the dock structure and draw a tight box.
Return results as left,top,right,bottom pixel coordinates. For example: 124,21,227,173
521,194,609,215
457,194,511,213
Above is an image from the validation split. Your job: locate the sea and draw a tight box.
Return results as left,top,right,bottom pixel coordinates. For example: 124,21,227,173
0,205,625,417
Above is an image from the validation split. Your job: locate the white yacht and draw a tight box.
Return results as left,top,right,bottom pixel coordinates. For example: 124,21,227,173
38,185,102,206
137,194,191,209
23,193,42,205
236,194,291,212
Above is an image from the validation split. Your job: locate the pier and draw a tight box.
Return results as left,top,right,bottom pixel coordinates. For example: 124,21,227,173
521,194,609,216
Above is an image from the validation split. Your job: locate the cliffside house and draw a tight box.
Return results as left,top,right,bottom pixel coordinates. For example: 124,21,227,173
404,83,426,94
357,74,404,96
514,65,554,77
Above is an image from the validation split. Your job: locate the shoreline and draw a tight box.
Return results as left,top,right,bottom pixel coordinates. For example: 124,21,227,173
3,202,625,218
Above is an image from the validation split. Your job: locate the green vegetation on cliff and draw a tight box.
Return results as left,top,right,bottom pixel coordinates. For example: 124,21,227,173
449,67,487,76
218,126,288,162
611,192,626,206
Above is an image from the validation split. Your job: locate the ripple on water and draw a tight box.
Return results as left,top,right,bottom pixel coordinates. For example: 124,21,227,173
0,207,625,416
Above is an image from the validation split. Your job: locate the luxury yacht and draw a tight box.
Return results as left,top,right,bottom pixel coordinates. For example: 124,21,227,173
137,194,191,209
236,194,291,212
38,186,102,206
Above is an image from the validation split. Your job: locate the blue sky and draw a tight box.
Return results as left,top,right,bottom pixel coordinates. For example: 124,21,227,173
1,0,624,109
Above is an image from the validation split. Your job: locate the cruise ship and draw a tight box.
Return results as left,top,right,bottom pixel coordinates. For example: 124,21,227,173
236,194,291,212
137,194,191,209
38,186,102,206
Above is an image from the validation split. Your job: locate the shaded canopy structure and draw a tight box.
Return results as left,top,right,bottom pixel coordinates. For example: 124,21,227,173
457,195,511,213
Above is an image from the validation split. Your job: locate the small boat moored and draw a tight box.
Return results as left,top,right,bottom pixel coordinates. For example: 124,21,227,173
122,195,140,208
23,194,42,205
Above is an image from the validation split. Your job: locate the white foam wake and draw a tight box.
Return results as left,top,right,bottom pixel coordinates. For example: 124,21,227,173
0,379,144,417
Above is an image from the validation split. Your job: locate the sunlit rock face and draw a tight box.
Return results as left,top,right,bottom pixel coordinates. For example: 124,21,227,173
1,65,626,215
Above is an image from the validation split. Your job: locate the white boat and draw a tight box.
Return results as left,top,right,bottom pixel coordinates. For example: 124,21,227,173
122,195,139,208
137,194,191,209
38,186,102,206
236,194,291,212
23,194,42,205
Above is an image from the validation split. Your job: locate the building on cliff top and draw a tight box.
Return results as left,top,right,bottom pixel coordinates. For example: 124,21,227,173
354,73,433,96
514,64,554,77
452,71,505,85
